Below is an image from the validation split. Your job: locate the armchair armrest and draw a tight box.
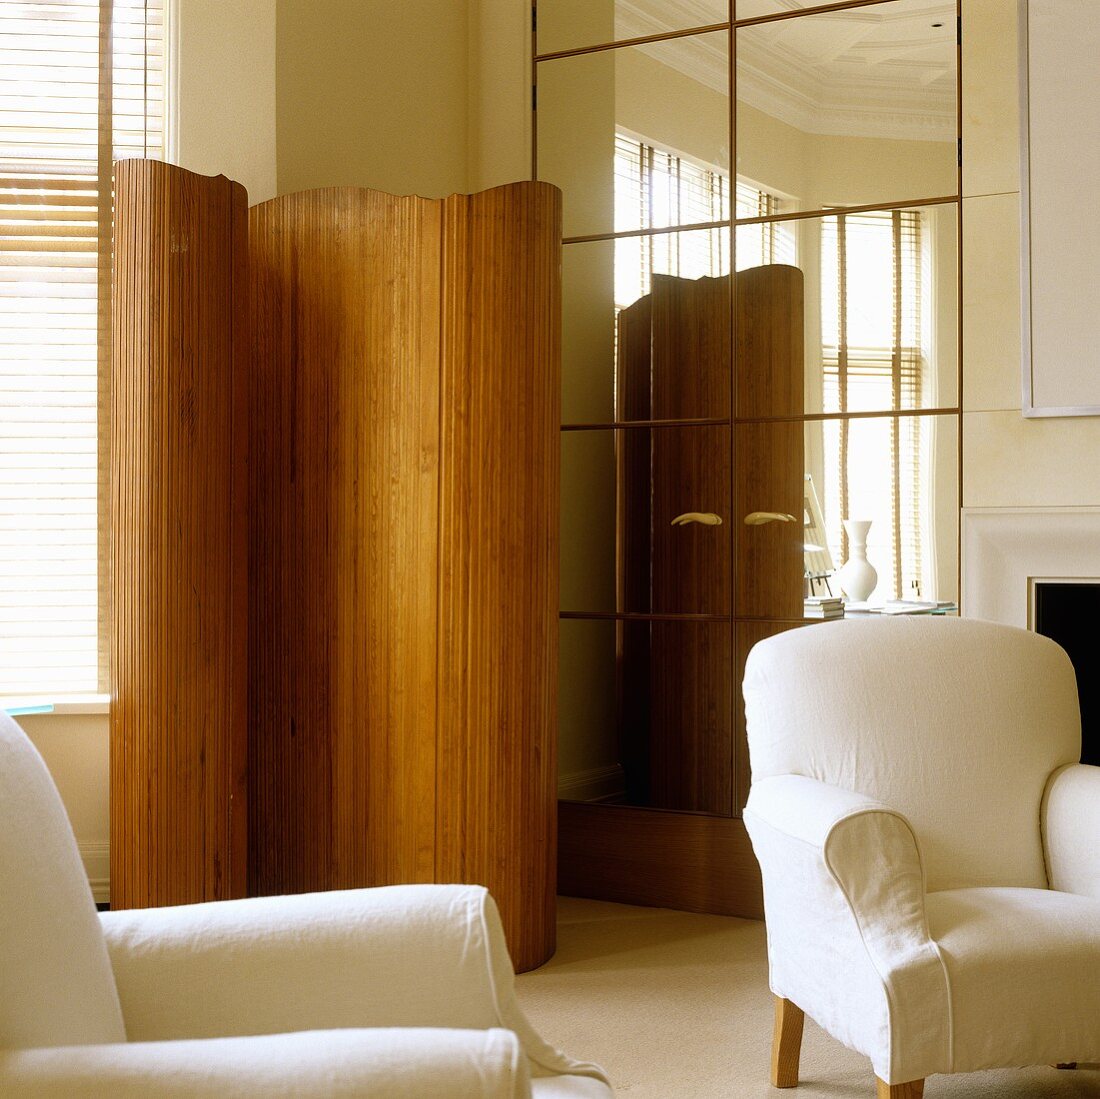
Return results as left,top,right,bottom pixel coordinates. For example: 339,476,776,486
100,883,606,1088
1043,763,1100,898
0,1027,528,1098
744,775,950,1084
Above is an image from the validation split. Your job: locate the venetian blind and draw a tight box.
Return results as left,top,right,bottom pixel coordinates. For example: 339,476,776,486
0,0,165,695
613,132,794,309
820,210,925,599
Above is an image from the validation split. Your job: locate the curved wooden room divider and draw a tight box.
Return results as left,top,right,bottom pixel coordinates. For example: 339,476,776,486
110,161,249,908
112,162,561,970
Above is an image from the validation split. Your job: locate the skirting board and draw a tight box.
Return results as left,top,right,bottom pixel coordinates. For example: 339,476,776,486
557,764,625,803
80,842,110,905
558,801,764,919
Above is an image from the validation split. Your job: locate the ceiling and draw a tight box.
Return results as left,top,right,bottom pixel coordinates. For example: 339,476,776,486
615,0,957,141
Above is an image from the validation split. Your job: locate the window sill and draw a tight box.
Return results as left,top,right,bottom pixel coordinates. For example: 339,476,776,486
2,694,110,717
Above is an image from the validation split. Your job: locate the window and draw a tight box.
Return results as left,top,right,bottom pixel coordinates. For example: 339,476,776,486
820,209,927,600
0,0,166,695
612,132,794,309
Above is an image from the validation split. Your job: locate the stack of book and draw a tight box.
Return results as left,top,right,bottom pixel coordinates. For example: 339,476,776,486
804,596,844,619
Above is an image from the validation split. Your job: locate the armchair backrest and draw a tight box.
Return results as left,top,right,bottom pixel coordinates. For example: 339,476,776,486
0,711,125,1048
743,617,1081,892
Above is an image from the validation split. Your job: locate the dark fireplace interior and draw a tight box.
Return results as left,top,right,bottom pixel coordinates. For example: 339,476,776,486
1034,582,1099,766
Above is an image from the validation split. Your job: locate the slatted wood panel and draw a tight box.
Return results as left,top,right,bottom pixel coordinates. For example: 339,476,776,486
110,160,248,908
249,182,561,971
249,188,442,898
435,185,561,972
734,266,806,621
734,263,805,421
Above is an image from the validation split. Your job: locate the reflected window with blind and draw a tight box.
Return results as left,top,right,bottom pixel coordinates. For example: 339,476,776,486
0,0,165,696
820,209,931,600
612,131,794,309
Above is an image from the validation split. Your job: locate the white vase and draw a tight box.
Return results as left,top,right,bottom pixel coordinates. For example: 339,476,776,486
837,519,877,602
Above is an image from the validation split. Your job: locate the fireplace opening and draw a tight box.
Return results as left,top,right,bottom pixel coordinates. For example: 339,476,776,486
1033,582,1099,767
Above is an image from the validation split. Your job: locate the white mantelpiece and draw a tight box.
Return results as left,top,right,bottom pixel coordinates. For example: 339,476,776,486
962,507,1100,628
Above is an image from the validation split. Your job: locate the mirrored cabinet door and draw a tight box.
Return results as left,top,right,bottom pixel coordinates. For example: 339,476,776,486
539,0,961,836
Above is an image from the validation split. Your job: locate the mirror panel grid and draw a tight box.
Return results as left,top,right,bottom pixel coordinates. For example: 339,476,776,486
735,0,885,17
561,426,733,615
537,0,729,60
559,617,734,815
563,228,733,424
538,30,730,239
735,0,958,216
547,0,961,829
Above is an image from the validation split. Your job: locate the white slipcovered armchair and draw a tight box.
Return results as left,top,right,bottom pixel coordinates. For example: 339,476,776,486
742,617,1100,1098
0,711,611,1097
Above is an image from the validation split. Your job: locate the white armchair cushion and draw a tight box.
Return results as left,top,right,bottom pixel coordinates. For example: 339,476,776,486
1043,763,1100,898
100,883,609,1089
744,618,1100,1087
927,887,1100,1072
745,775,950,1084
0,1027,529,1098
743,618,1081,892
0,713,125,1049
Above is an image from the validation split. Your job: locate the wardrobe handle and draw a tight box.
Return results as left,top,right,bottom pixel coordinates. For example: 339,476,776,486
671,512,723,527
743,511,798,526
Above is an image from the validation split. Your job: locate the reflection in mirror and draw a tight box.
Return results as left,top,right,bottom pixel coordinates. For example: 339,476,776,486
561,426,732,615
735,0,958,214
802,413,959,610
538,31,729,238
736,0,868,17
538,0,728,60
559,617,733,814
561,430,617,612
734,203,957,415
562,228,731,423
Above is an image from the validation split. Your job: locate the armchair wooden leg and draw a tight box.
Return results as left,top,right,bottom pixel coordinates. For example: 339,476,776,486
875,1078,924,1099
771,995,804,1088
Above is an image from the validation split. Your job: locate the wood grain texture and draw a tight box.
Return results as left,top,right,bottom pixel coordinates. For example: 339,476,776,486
249,187,442,899
771,996,804,1088
734,264,804,421
558,800,763,918
650,272,730,422
110,160,248,908
249,182,561,971
435,185,561,972
876,1078,925,1099
734,420,805,621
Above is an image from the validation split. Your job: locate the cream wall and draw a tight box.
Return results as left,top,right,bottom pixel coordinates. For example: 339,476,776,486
175,0,277,202
13,712,110,902
961,0,1100,507
276,0,531,198
276,0,470,197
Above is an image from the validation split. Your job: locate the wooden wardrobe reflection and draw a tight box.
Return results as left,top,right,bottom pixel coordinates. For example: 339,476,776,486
615,266,803,816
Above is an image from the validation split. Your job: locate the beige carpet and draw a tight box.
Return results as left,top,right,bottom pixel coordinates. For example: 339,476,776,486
516,897,1100,1098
